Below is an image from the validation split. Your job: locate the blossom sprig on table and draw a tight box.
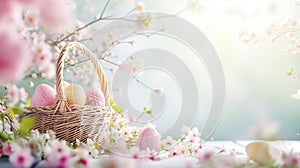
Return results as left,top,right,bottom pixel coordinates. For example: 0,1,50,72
0,100,299,168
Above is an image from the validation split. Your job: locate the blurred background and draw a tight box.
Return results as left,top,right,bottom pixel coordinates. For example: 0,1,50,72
17,0,300,140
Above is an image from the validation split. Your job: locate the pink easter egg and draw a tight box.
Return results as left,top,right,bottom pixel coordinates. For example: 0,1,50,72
137,124,161,152
85,87,105,107
31,84,56,106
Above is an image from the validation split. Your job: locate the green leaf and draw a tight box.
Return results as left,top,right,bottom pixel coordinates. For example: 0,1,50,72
0,114,4,121
6,107,24,115
5,108,17,121
143,106,147,111
112,105,122,114
94,142,100,148
13,107,24,115
3,99,8,107
146,110,153,115
286,72,292,76
26,98,31,107
109,96,115,106
0,132,9,142
109,119,114,127
20,117,35,137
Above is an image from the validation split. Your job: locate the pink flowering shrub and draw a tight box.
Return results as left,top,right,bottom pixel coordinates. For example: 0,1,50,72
0,28,30,84
0,0,75,84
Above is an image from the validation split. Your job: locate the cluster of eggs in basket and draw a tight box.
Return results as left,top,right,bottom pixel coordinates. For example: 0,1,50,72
31,82,105,107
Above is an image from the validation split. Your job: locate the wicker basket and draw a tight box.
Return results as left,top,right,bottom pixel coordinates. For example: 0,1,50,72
25,42,112,143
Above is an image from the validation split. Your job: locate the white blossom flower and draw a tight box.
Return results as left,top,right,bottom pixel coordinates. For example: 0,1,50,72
18,87,27,102
285,32,296,41
8,85,19,104
119,127,133,141
9,143,35,168
180,125,191,138
24,9,40,29
162,136,176,150
128,146,146,159
168,144,190,157
114,137,128,153
86,138,99,157
136,2,145,13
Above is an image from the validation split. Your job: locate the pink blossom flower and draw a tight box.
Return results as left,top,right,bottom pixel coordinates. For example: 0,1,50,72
73,147,89,167
119,57,145,75
38,0,75,32
266,24,279,42
7,85,28,104
197,148,217,165
8,85,20,104
184,127,201,144
3,143,13,155
42,63,56,79
24,9,40,29
191,143,203,155
0,28,31,84
18,87,27,102
45,140,73,168
280,152,300,168
9,143,35,168
128,146,146,159
0,101,6,113
162,136,175,149
281,17,298,29
32,42,52,71
28,32,39,44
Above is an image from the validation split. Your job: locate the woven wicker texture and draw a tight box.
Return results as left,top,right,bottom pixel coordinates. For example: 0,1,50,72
26,42,112,143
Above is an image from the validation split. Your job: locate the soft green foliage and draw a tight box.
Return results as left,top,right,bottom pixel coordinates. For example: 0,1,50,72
143,106,153,115
285,68,294,76
6,107,24,115
109,96,123,114
19,117,35,138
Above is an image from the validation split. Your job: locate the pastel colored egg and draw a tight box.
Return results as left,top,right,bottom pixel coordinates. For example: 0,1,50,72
137,124,161,152
85,87,105,107
246,141,280,165
64,84,86,105
31,84,56,106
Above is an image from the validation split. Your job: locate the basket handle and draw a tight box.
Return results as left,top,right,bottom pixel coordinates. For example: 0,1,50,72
55,42,109,113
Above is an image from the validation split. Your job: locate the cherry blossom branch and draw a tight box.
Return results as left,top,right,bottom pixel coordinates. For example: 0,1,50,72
50,4,188,46
64,30,163,69
99,0,111,19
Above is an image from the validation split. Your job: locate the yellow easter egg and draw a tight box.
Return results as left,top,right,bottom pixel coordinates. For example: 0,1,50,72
246,141,280,165
64,84,86,105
